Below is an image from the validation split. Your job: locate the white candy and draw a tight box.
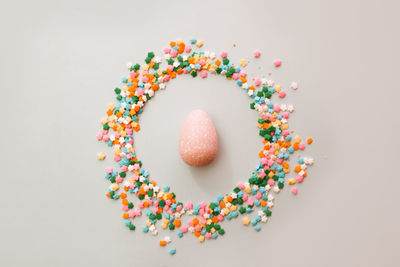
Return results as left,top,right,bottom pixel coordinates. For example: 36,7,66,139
154,57,161,63
261,78,268,85
267,201,274,208
290,82,298,90
164,236,172,243
261,216,268,223
273,186,281,193
159,83,166,90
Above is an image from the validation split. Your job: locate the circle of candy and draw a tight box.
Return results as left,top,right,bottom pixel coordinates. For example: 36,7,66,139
97,38,314,248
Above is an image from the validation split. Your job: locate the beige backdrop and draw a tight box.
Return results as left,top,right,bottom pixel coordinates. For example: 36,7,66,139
1,0,399,266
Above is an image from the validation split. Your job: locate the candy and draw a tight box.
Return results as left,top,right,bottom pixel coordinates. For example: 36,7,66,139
179,110,218,167
97,152,106,160
254,50,261,58
291,187,298,195
290,82,298,90
169,248,176,255
98,38,314,254
273,59,282,67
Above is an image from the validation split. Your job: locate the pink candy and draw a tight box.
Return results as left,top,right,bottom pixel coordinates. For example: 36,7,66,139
199,70,208,78
291,187,298,195
278,91,286,98
220,51,228,58
254,50,261,58
273,59,282,67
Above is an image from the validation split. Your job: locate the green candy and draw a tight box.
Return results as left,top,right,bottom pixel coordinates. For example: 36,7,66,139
147,51,155,58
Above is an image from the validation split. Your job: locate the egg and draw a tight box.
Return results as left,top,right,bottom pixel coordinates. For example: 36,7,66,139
179,110,218,167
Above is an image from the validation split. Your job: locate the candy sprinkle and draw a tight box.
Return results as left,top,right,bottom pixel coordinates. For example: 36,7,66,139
97,152,106,160
97,38,314,254
273,59,282,67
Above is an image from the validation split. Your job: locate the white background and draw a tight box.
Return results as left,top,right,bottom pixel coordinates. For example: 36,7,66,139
1,0,399,266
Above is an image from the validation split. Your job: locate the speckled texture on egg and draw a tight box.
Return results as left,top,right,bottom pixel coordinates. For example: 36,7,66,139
179,109,218,167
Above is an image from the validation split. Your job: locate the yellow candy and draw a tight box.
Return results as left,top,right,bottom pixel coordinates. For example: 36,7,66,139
240,59,248,67
289,178,296,185
294,136,301,143
113,148,122,155
281,123,289,130
145,220,152,227
223,208,230,215
244,186,251,194
100,117,108,125
97,152,106,160
242,217,250,225
198,235,205,242
230,205,237,212
110,183,119,191
161,223,167,229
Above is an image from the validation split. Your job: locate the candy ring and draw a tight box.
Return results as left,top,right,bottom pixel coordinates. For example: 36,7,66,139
97,38,314,253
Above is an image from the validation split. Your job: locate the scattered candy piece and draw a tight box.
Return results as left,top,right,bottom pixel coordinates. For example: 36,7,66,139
97,152,106,160
291,187,298,195
273,59,282,67
169,248,176,255
240,59,248,67
307,138,313,144
254,50,261,58
290,82,298,90
243,217,250,225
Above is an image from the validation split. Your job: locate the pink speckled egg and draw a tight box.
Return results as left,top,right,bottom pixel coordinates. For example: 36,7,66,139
179,110,218,167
